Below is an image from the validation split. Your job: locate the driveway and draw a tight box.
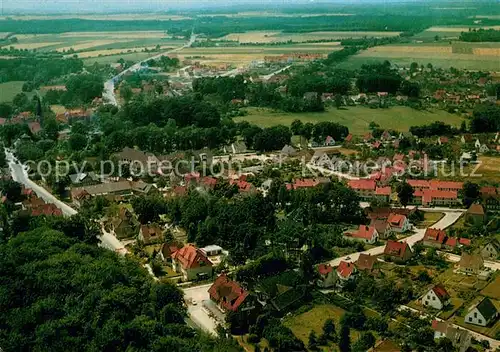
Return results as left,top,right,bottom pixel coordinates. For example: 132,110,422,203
182,284,218,336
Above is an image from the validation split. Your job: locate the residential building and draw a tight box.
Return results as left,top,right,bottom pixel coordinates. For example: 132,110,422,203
481,240,500,260
108,208,139,240
458,253,484,275
348,179,376,200
281,144,297,157
346,225,379,244
432,320,471,352
465,203,486,225
171,244,213,281
386,213,410,233
383,240,413,263
71,180,153,200
69,172,100,186
375,186,391,203
208,274,258,313
317,264,337,288
336,261,356,284
158,242,181,263
464,298,498,327
481,186,500,211
355,253,379,274
114,147,160,174
422,284,450,310
423,228,447,249
370,218,389,239
138,224,164,245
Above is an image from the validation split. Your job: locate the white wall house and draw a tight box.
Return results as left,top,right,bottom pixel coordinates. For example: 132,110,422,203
464,298,499,327
422,285,450,310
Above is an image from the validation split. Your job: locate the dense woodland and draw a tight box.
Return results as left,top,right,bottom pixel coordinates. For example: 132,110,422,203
459,28,500,42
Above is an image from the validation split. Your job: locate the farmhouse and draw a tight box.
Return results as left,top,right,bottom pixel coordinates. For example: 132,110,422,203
432,320,471,352
171,244,213,281
422,284,450,310
383,240,413,263
464,298,498,327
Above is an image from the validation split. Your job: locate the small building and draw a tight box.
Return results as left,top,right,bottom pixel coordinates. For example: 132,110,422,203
422,228,447,249
386,213,410,233
208,274,258,313
108,208,139,240
336,261,356,284
346,225,379,244
458,253,484,275
465,203,486,225
481,240,500,260
355,253,379,274
432,320,471,352
422,284,450,310
383,240,413,263
324,135,335,146
171,244,213,281
281,144,297,157
464,298,498,327
138,224,164,245
317,263,337,288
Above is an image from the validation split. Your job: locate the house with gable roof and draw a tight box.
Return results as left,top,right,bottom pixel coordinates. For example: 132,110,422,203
346,225,379,244
336,261,357,286
422,284,451,310
432,320,471,352
356,253,379,275
481,240,500,260
422,228,447,249
458,253,484,275
465,203,486,225
386,213,410,234
208,274,259,314
138,224,164,245
317,263,337,288
384,240,413,263
464,298,498,327
171,244,213,281
348,179,376,200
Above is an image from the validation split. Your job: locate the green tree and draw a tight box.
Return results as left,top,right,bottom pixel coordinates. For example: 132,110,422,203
120,81,133,102
462,181,480,207
322,318,336,340
339,324,351,352
396,181,414,207
308,330,318,350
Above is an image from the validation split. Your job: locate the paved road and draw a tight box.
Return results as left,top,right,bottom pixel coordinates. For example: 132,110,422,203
398,305,500,351
328,210,464,267
182,284,217,335
103,33,196,106
262,65,292,81
5,149,77,216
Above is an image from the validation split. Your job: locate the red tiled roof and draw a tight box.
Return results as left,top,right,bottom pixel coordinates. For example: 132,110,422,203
291,178,320,189
337,261,355,279
387,213,406,229
208,274,248,312
345,134,353,142
424,228,447,244
407,179,430,189
351,225,377,240
171,244,213,270
393,153,405,161
459,238,471,246
173,186,187,196
201,176,217,188
467,203,485,215
372,141,382,149
384,240,410,259
318,263,333,275
28,121,42,134
480,186,498,196
422,190,458,203
375,186,391,196
348,179,376,191
230,179,253,192
444,237,457,248
439,136,449,144
31,203,63,216
429,180,463,190
363,132,373,141
185,171,201,183
431,284,450,301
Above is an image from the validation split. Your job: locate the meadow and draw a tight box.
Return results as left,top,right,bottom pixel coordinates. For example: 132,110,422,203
235,106,463,135
0,81,25,103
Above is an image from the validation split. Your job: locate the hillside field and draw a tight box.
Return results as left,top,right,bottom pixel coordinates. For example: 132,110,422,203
235,106,463,135
0,81,25,103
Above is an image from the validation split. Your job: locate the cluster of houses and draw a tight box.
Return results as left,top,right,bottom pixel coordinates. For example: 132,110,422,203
0,111,42,135
263,52,324,64
14,187,63,217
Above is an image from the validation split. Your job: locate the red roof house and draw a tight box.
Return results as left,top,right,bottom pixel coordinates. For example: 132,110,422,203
384,240,413,262
336,261,356,281
171,244,213,281
423,228,447,248
347,225,379,244
208,274,249,312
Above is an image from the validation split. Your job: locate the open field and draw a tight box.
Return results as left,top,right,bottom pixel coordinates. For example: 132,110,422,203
236,106,463,135
481,276,500,300
220,30,401,43
450,298,500,338
283,304,360,348
8,42,64,50
70,45,176,58
82,51,163,65
439,155,500,183
0,81,25,103
416,212,445,229
0,14,191,21
55,40,133,52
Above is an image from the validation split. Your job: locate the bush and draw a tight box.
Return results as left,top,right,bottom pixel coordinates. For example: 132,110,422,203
247,334,260,344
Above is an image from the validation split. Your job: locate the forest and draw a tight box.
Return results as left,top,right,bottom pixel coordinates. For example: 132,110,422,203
459,28,500,42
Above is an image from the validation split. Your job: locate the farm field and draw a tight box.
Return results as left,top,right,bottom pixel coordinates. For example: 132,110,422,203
220,30,401,43
481,276,500,300
0,14,191,21
439,155,500,183
235,106,463,135
338,42,500,71
82,51,164,65
0,81,25,103
70,45,177,58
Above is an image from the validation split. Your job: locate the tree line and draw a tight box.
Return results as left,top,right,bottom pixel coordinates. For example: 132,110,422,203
459,28,500,42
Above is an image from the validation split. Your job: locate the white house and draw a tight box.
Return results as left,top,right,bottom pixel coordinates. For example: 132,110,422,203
386,213,411,234
422,284,451,310
464,298,499,327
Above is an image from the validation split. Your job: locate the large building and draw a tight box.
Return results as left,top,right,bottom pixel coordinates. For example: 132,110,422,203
171,244,213,281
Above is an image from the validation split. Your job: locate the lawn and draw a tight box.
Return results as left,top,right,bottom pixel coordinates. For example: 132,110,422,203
450,298,500,339
236,106,463,135
439,155,500,184
416,212,445,229
283,304,360,349
481,276,500,300
0,81,25,103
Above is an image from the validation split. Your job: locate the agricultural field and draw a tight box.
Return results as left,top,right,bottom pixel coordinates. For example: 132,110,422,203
220,30,401,43
0,81,25,103
481,276,500,300
439,155,500,184
235,106,463,135
339,42,500,71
